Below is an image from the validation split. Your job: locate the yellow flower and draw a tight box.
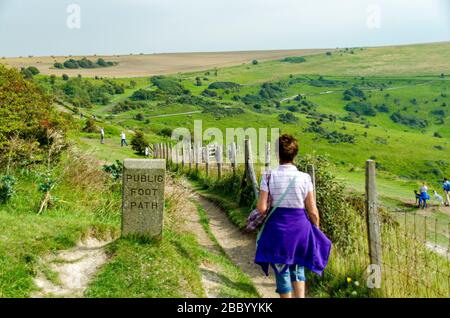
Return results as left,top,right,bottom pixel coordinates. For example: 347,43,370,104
347,277,352,284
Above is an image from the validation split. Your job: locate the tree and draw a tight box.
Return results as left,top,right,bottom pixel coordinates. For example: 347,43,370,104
27,66,40,75
131,131,149,155
82,118,97,133
0,65,64,169
134,113,144,121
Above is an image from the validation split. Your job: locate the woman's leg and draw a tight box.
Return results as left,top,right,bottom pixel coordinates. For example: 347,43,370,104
290,265,306,298
272,264,292,298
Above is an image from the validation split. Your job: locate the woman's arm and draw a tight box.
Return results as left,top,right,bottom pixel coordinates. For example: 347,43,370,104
305,191,320,227
257,190,269,215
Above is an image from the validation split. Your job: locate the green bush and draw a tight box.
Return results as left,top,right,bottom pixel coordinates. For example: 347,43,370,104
278,112,299,124
130,131,149,155
344,102,376,117
282,56,306,63
0,65,65,168
208,82,240,90
150,76,189,95
0,175,16,204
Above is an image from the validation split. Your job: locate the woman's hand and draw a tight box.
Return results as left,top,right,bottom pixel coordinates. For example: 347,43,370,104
305,191,320,228
257,191,269,215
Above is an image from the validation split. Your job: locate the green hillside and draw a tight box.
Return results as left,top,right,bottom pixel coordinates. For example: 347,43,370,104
31,42,450,204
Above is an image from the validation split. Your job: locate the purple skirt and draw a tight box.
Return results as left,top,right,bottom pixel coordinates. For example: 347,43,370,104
254,207,332,276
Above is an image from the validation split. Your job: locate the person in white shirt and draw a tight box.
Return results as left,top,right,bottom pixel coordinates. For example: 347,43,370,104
419,183,429,209
255,134,320,299
121,132,128,147
100,128,105,144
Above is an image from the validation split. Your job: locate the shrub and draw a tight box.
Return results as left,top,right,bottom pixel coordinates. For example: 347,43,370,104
278,112,299,124
282,56,306,63
208,82,240,90
344,102,376,116
375,104,390,113
0,65,65,168
202,89,218,98
82,118,97,133
151,76,189,95
62,74,69,81
0,175,16,204
131,131,149,155
27,66,40,75
54,62,64,69
390,112,428,128
102,160,123,181
158,127,172,137
343,86,366,100
259,82,284,99
252,59,258,65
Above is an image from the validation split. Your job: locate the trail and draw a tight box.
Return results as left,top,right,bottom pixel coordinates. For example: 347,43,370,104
190,193,277,298
147,110,202,118
32,237,112,298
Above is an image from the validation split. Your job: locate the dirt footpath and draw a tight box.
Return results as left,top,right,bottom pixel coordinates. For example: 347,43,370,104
192,194,277,298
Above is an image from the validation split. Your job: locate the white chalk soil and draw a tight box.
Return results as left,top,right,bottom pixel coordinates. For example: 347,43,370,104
32,237,112,298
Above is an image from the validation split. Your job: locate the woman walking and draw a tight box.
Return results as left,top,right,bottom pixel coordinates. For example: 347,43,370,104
254,134,331,298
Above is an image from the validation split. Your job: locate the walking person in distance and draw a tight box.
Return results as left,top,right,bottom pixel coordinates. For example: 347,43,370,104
121,131,128,147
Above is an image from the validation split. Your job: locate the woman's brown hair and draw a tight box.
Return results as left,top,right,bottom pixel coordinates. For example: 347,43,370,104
277,134,298,164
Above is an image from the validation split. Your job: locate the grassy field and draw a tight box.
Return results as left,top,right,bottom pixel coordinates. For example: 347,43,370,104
46,42,449,205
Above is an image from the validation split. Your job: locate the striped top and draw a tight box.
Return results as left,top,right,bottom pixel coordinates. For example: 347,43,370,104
260,164,313,209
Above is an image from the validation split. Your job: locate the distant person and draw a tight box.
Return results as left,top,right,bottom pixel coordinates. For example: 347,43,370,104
254,134,331,298
419,183,430,209
414,190,421,207
100,128,105,144
121,131,128,147
443,178,450,206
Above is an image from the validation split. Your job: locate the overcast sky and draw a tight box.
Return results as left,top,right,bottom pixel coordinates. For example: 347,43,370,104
0,0,448,57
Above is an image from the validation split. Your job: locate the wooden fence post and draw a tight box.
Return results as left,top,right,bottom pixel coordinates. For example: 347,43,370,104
181,143,185,168
265,143,271,171
166,143,169,162
245,139,259,198
216,144,222,180
204,147,209,177
188,143,192,171
195,142,200,172
230,142,237,175
307,164,316,200
366,159,382,285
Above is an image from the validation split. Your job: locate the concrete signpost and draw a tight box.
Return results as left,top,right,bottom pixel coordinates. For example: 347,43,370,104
122,159,166,238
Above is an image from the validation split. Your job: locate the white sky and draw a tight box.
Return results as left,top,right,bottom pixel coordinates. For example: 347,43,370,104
0,0,448,57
